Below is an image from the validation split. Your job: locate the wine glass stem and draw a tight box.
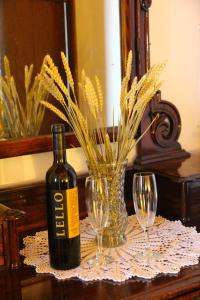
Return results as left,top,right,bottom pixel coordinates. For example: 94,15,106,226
144,228,150,252
96,230,104,260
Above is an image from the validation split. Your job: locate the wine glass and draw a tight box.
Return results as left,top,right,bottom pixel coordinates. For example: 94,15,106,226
132,172,158,261
85,176,113,267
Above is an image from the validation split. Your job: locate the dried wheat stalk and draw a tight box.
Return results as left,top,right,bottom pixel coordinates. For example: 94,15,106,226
40,51,164,174
0,56,49,139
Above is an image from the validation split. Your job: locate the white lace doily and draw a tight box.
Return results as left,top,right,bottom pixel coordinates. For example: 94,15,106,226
20,215,200,282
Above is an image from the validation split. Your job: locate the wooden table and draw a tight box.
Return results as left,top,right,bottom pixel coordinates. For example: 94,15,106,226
2,153,200,299
1,262,200,300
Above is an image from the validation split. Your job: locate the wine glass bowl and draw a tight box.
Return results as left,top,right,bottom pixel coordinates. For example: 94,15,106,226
85,176,113,267
132,172,158,261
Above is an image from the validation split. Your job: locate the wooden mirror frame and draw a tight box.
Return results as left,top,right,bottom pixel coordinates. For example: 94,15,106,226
0,0,189,164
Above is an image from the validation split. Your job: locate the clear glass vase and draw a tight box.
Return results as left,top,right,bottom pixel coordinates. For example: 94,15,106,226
87,160,128,247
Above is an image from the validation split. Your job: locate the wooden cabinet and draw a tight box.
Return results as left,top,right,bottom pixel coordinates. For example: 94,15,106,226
139,152,200,231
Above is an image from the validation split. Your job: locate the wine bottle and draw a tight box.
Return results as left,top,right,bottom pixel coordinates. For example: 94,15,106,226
46,124,80,270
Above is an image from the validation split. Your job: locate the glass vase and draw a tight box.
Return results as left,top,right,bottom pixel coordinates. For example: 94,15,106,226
87,160,128,247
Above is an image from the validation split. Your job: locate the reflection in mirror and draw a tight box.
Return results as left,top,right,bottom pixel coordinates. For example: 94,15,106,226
150,0,200,152
0,0,66,139
0,56,49,139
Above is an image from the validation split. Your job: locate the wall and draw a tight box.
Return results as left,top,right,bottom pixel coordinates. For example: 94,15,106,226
0,148,86,188
0,146,135,188
150,0,200,152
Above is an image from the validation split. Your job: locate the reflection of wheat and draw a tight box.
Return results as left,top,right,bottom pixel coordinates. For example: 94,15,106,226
40,51,164,174
0,56,49,138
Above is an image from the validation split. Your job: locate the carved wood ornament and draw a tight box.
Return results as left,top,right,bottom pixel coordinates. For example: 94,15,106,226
140,0,152,12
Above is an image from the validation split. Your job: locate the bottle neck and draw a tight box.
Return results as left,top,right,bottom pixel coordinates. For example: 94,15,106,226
53,132,67,164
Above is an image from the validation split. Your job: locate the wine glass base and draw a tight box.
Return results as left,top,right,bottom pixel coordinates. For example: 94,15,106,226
88,254,114,268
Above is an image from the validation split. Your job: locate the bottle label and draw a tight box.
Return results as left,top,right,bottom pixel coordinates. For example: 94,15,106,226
51,187,80,239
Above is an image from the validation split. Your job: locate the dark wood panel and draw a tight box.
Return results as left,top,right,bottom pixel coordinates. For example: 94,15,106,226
188,181,200,229
156,175,184,221
0,227,3,266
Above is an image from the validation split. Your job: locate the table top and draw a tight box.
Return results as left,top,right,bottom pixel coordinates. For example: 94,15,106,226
140,152,200,182
2,262,200,300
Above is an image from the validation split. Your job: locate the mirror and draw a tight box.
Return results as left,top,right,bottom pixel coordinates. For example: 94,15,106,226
0,0,121,140
0,0,149,159
150,0,200,153
0,0,124,158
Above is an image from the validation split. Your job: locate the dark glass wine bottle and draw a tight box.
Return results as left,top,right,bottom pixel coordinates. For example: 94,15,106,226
46,124,80,270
